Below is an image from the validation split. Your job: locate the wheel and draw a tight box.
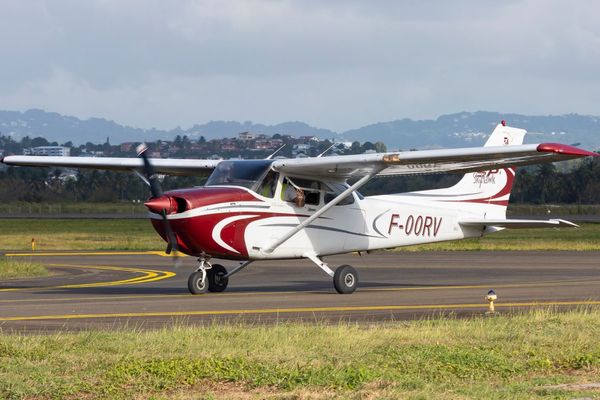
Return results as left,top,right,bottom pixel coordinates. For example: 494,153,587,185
188,271,208,294
207,264,229,293
333,265,358,294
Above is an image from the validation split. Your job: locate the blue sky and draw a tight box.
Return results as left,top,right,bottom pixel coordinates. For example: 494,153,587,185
1,0,599,131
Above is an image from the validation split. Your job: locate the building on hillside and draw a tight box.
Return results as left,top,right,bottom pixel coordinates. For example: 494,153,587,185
24,146,71,157
292,143,310,158
299,135,320,143
221,142,237,151
238,132,258,141
80,149,103,156
251,139,278,150
120,142,134,152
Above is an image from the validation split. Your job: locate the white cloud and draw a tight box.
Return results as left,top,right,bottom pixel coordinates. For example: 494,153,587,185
0,0,599,130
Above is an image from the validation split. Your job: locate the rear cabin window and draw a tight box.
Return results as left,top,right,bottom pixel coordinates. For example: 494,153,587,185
323,182,355,206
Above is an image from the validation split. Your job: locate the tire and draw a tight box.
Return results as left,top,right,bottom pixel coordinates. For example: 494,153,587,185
207,264,229,293
188,271,208,295
333,265,358,294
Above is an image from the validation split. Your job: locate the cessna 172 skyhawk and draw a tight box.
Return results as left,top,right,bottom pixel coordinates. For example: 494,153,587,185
2,122,598,294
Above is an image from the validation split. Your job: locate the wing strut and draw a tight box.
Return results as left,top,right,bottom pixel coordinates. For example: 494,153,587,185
263,169,381,254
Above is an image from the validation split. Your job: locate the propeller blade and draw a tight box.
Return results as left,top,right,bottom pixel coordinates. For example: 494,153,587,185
160,209,178,253
136,144,180,267
161,209,181,268
136,144,162,198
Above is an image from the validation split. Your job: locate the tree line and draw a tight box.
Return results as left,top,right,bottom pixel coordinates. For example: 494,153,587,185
1,157,599,204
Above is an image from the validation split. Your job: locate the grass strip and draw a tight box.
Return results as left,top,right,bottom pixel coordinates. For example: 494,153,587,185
0,308,599,399
2,202,600,216
0,218,164,251
1,218,600,251
0,257,48,279
0,201,147,215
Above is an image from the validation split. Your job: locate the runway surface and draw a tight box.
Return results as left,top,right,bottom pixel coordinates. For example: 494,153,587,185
0,251,599,332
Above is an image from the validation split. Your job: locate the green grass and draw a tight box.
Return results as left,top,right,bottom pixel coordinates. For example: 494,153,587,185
1,218,600,252
399,222,600,251
0,309,599,399
0,219,164,251
0,257,48,279
507,203,600,216
2,202,600,216
0,201,147,215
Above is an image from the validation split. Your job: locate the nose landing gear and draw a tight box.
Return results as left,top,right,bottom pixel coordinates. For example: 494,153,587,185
187,256,229,294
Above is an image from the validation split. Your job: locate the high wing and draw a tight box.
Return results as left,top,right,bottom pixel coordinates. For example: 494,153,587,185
271,143,598,180
0,155,220,176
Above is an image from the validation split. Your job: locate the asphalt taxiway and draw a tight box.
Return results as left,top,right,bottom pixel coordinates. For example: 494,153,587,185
0,251,598,331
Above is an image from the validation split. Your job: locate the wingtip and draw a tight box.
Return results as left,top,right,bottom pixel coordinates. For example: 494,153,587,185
537,143,598,157
554,218,579,228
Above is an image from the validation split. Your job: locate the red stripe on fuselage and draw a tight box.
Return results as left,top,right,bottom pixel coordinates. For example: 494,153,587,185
151,210,308,259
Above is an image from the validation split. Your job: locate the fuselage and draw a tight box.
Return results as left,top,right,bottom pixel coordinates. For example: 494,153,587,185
149,183,486,260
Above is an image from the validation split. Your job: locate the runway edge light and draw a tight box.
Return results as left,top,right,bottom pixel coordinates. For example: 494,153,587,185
485,289,497,314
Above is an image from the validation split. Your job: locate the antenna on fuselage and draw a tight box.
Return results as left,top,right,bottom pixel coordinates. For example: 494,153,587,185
266,144,286,160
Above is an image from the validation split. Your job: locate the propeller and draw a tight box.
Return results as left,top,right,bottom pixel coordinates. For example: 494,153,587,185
136,144,181,267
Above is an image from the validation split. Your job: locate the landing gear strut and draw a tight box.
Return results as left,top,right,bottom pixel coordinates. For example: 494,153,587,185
305,254,359,294
188,256,230,294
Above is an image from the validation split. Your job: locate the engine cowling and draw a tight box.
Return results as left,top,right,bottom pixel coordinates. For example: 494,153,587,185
145,186,262,258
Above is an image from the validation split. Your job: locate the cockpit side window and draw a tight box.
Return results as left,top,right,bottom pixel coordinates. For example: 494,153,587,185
283,177,322,206
256,170,279,198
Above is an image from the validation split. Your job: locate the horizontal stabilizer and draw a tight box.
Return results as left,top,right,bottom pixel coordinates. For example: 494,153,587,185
459,218,578,229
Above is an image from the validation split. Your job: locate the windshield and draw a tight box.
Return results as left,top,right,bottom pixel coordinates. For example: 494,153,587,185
205,160,273,189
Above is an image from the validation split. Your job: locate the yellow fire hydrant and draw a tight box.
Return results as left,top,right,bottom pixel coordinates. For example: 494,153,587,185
31,238,35,252
485,289,497,314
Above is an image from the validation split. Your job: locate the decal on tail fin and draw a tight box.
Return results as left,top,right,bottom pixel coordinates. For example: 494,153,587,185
483,122,527,147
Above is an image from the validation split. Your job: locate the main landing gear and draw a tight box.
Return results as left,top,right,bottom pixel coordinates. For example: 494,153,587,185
187,254,358,295
333,264,358,294
187,256,252,295
306,254,359,294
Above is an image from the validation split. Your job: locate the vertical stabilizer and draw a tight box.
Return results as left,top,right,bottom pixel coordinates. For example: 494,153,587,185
483,121,527,147
405,122,526,218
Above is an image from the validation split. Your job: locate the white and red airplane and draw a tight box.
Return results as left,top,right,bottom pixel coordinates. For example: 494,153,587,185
2,122,597,294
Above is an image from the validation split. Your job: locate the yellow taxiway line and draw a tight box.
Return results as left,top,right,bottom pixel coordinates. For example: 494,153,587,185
3,251,179,257
0,300,598,322
368,278,600,292
0,263,175,292
0,277,597,302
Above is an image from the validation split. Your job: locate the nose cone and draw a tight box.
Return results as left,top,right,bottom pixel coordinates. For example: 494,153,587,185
144,196,173,214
